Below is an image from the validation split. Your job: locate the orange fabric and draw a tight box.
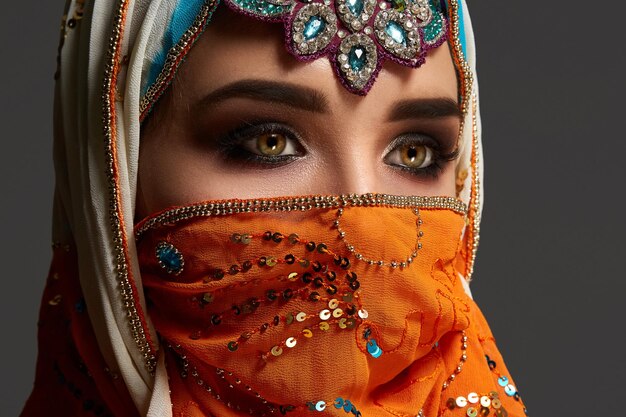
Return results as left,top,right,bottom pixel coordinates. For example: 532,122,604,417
137,202,526,417
21,246,139,417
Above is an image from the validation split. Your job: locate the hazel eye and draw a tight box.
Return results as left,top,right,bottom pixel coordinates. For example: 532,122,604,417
386,142,434,170
235,126,301,159
256,132,287,156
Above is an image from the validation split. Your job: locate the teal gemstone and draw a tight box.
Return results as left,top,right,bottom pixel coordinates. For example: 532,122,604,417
348,45,367,71
385,21,407,46
346,0,364,17
157,244,183,273
303,16,326,40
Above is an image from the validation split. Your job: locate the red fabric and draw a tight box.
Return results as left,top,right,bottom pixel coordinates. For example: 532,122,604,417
21,246,139,417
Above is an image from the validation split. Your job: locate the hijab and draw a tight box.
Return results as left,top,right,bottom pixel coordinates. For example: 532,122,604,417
22,1,524,416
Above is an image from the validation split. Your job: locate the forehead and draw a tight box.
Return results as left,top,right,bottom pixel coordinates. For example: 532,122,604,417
176,7,458,108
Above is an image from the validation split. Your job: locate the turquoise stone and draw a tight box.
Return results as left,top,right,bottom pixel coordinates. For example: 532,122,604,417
303,16,325,40
346,0,364,17
157,244,182,273
385,21,407,46
348,45,367,71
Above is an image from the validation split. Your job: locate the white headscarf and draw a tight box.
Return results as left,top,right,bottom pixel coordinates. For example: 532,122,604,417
53,0,481,414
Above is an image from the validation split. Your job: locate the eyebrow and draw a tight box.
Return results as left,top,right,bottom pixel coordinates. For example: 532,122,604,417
194,79,461,121
388,97,462,122
194,79,329,114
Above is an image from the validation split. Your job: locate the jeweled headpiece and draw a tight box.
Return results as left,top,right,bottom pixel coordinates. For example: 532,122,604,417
226,0,448,94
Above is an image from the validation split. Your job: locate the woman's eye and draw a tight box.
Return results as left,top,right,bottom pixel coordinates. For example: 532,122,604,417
385,142,435,170
219,123,305,165
249,132,288,156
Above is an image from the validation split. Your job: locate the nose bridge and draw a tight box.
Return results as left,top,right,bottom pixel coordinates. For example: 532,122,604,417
323,129,379,195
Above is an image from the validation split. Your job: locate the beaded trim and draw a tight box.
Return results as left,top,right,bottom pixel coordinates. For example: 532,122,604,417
444,0,477,281
134,194,467,239
139,0,220,121
103,0,157,372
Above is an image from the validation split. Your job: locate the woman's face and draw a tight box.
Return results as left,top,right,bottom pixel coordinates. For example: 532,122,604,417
137,7,461,219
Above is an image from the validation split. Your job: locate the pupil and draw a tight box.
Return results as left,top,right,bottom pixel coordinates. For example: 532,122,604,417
266,134,279,150
406,146,417,161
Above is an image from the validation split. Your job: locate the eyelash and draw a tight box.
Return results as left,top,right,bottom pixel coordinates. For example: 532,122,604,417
216,122,457,178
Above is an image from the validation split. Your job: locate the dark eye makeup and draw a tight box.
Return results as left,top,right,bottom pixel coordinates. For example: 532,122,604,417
213,120,458,179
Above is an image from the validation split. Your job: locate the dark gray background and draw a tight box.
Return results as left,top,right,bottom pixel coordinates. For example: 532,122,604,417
2,1,625,416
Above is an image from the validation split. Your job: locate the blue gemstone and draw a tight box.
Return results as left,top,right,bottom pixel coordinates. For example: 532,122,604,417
346,0,364,17
348,45,367,71
303,16,325,40
157,243,183,273
385,21,407,46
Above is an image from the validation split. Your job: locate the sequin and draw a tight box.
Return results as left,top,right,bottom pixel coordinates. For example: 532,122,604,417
285,337,297,348
504,384,517,396
266,257,278,267
227,341,239,352
480,396,491,408
288,233,300,244
446,398,456,410
328,298,339,309
302,328,313,337
334,397,345,408
491,399,502,409
201,293,214,304
319,322,330,331
320,309,332,320
332,308,344,318
467,407,478,417
456,397,468,407
338,318,347,329
468,392,479,404
358,309,369,319
296,312,307,322
288,272,299,281
345,318,357,329
240,234,252,244
271,346,283,356
315,401,327,411
494,409,508,417
497,376,509,387
367,339,383,358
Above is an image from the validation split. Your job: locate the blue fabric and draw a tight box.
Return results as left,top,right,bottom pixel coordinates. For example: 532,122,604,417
457,0,467,59
144,0,205,96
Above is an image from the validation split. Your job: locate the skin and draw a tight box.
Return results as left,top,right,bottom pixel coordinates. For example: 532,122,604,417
137,7,461,220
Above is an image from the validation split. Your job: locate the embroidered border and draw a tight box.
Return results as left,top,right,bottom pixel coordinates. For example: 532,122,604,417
445,0,479,281
134,194,467,240
103,0,157,372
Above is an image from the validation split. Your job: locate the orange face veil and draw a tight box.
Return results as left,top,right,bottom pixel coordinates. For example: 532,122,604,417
133,195,524,416
22,1,525,417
